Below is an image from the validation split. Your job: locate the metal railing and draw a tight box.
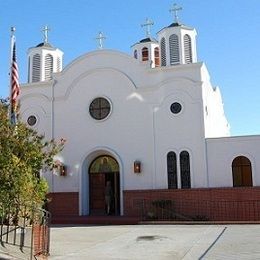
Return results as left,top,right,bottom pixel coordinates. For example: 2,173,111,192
0,202,51,259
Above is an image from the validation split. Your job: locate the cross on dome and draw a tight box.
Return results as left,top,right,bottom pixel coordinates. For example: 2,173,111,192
141,18,154,37
169,3,182,23
95,31,106,49
42,25,50,43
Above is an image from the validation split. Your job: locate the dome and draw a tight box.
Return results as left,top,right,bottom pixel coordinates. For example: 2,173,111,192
36,42,54,48
168,22,181,27
167,22,193,30
139,37,158,43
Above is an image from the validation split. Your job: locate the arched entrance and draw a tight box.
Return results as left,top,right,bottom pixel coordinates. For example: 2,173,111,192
89,155,120,215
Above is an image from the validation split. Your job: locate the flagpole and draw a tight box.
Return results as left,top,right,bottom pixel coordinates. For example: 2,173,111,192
9,27,15,122
9,26,20,125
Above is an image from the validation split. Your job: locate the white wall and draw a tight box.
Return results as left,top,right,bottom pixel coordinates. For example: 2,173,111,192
200,64,230,138
206,136,260,187
20,50,210,194
20,49,260,196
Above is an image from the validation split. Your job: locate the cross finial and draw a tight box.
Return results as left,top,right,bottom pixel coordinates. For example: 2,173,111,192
95,31,106,49
42,25,50,43
169,3,182,23
141,18,154,37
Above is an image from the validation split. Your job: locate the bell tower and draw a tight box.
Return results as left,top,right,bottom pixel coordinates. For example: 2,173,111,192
27,26,63,83
157,4,197,67
131,18,160,68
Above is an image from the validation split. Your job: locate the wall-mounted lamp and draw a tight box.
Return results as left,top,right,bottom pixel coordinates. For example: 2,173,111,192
59,165,67,176
54,160,67,176
134,160,141,173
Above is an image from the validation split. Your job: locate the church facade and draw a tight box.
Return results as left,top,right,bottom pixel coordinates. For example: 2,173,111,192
20,10,260,219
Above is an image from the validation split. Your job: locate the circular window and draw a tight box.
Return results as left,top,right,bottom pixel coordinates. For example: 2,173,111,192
89,97,111,120
27,115,37,126
170,102,182,114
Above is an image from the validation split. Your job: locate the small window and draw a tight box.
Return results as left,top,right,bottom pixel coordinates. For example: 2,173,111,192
89,97,111,120
142,47,149,61
170,102,182,114
27,115,37,126
154,47,160,67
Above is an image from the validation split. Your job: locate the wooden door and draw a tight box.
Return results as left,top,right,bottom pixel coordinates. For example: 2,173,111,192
90,173,105,214
113,172,120,215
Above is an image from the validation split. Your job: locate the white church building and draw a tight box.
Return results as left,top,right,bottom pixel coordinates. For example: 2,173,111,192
20,7,260,221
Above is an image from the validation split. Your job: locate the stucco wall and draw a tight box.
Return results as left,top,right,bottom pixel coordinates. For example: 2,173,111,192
20,50,210,194
206,136,260,187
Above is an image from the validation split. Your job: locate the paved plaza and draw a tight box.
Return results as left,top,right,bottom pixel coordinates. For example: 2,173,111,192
1,224,260,259
49,224,260,260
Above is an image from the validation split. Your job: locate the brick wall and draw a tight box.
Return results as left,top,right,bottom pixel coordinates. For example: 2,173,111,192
47,192,79,216
47,188,260,221
123,187,260,221
33,224,50,257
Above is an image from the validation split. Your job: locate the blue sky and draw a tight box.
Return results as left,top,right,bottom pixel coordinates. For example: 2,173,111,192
0,0,259,136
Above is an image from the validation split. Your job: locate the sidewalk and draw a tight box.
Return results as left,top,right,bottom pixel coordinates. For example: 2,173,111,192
0,246,18,260
0,244,25,260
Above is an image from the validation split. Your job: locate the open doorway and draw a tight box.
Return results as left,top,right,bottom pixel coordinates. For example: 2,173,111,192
89,155,120,215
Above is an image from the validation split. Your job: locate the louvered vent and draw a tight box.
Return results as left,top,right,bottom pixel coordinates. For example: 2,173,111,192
28,57,30,83
160,38,166,66
184,34,192,64
57,57,61,72
45,54,53,80
169,34,180,65
32,54,41,82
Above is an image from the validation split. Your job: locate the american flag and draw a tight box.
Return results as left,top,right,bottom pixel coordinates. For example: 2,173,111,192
10,40,20,124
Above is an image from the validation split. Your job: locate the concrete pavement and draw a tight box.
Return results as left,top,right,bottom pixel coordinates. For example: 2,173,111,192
1,224,260,259
49,224,260,260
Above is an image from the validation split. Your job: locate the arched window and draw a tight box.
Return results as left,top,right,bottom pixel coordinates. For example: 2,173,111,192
45,54,53,80
167,152,177,189
134,50,138,59
232,156,253,187
169,34,180,65
32,54,41,82
180,151,191,188
142,47,149,61
184,34,192,64
89,156,119,174
154,47,160,67
160,38,166,66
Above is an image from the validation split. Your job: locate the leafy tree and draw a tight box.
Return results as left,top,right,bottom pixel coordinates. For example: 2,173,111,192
0,99,64,210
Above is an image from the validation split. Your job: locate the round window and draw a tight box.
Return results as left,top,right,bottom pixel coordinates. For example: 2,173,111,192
170,102,182,114
27,115,37,126
89,97,111,120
